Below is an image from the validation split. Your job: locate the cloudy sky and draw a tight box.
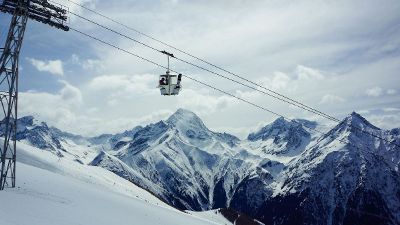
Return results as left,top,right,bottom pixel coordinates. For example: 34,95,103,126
1,0,399,138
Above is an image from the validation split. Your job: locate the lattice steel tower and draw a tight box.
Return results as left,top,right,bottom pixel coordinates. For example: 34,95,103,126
0,0,68,190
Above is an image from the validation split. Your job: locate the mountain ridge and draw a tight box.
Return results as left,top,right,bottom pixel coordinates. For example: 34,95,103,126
4,109,400,225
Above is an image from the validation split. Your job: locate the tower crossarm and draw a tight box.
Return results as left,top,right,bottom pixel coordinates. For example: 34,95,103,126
1,0,69,31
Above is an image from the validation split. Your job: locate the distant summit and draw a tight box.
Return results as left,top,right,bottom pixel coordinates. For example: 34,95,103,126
248,117,307,141
343,111,380,130
247,117,312,155
166,108,209,131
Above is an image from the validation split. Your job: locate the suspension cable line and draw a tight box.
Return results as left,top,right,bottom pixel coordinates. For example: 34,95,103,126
70,26,330,137
68,11,339,123
66,12,398,147
70,27,399,148
63,0,339,123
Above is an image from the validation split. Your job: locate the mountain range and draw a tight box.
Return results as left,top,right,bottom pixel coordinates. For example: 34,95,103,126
2,109,399,225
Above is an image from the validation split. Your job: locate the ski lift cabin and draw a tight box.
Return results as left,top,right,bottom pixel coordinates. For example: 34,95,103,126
158,50,182,96
158,72,182,95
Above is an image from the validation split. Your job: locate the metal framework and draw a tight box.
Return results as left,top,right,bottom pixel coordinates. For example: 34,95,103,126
0,0,68,190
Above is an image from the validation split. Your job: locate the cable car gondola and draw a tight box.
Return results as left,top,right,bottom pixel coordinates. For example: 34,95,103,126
158,51,182,96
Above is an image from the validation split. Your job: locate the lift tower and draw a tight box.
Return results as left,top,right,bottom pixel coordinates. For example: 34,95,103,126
0,0,68,190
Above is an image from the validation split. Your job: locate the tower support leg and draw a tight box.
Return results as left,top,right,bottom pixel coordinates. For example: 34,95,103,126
0,2,28,190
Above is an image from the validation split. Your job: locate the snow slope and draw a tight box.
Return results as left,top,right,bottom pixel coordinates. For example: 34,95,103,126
187,210,232,225
188,209,264,225
0,141,231,225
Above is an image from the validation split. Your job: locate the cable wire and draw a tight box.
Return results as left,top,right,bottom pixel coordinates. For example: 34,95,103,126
67,12,399,148
64,0,339,123
70,27,399,149
68,10,339,123
70,27,324,134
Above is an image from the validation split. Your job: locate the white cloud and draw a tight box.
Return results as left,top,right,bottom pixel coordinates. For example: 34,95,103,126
367,114,400,130
88,74,156,96
20,85,81,133
387,89,397,95
383,107,400,112
365,87,397,97
20,80,82,111
59,80,83,105
70,54,102,70
178,89,236,116
82,59,102,70
28,58,64,76
296,65,324,81
258,72,292,91
71,54,79,64
366,86,383,97
357,109,370,114
19,79,168,136
320,94,345,105
256,65,325,96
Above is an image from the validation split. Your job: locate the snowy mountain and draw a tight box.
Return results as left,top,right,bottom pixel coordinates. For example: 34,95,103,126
256,112,400,225
0,115,98,164
4,109,400,225
91,109,251,210
246,117,319,156
0,116,67,156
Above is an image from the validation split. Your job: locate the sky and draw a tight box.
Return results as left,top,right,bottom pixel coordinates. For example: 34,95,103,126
0,0,399,138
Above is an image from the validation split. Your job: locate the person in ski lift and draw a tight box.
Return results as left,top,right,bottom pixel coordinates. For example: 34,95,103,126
176,74,182,88
160,77,167,85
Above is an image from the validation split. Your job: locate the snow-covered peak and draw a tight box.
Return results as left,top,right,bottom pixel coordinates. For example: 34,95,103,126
323,112,383,146
17,115,47,129
166,108,208,131
297,111,400,174
167,108,198,121
18,115,35,125
342,111,380,131
245,117,314,156
247,117,308,142
166,109,240,148
0,115,48,135
0,116,95,159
